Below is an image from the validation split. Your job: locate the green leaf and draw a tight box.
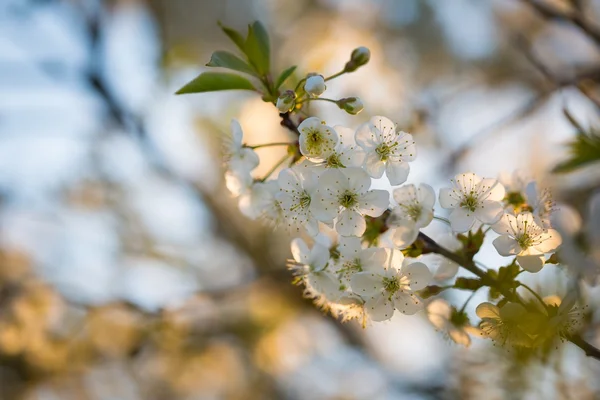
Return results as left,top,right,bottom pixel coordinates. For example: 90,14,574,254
275,65,297,89
218,21,246,52
206,51,256,75
553,129,600,173
245,21,270,76
175,72,255,94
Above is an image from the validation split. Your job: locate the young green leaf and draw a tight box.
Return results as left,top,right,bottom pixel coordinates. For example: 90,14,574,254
206,51,257,76
553,129,600,173
275,65,297,89
245,21,270,76
175,72,255,94
217,21,246,52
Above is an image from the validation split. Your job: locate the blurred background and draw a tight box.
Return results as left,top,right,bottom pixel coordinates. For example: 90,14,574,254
1,0,600,398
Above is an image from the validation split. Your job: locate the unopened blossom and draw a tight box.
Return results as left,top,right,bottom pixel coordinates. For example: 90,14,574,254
276,167,321,236
276,90,296,113
223,120,259,195
313,168,389,236
297,117,339,161
439,172,505,233
492,212,561,273
351,248,432,321
355,116,416,186
238,181,283,224
304,74,326,97
427,299,479,347
476,302,533,347
337,97,363,115
345,46,370,72
289,238,339,300
387,183,435,248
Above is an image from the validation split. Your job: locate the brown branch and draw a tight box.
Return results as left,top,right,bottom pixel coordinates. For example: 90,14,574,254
520,0,600,47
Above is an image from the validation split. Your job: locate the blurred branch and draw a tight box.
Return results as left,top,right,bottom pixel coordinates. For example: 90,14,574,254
519,0,600,46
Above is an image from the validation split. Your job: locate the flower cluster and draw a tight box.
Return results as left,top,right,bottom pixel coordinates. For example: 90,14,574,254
176,29,594,353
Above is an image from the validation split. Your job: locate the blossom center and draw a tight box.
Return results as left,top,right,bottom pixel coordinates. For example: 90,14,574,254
505,191,525,207
339,191,358,208
460,194,479,212
305,129,325,153
326,153,344,168
375,142,397,161
400,203,422,221
517,233,533,249
291,191,311,211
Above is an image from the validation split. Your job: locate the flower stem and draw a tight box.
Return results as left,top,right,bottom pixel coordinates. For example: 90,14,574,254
459,288,480,314
324,70,346,81
261,155,290,182
249,142,295,149
297,97,338,105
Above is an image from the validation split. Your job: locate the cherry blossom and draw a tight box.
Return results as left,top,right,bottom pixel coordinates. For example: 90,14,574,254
355,116,416,185
297,117,339,161
439,172,505,233
289,238,339,300
276,167,321,236
387,183,435,248
312,168,389,236
492,212,561,273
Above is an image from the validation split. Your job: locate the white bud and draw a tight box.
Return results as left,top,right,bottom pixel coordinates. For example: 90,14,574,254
304,75,326,97
337,97,364,115
276,90,296,113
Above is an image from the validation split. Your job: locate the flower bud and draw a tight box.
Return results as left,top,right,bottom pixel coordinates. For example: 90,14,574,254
276,90,296,113
304,74,326,97
337,97,364,115
344,46,370,72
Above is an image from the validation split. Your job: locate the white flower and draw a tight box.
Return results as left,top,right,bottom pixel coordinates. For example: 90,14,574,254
335,236,387,286
387,183,435,248
313,168,389,236
297,117,339,161
476,302,533,347
304,74,326,97
427,299,479,347
238,180,283,224
350,248,432,321
439,172,505,233
298,125,366,175
289,238,339,300
223,119,259,175
492,212,562,273
276,167,321,236
552,193,600,284
525,181,554,229
355,116,416,185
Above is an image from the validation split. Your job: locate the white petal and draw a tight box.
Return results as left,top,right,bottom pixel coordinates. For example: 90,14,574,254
392,292,423,315
385,248,405,271
370,116,396,136
225,170,252,196
357,190,389,217
312,193,340,222
355,122,379,151
365,295,395,321
333,125,356,146
439,187,460,209
338,236,362,259
361,248,388,271
417,183,436,210
493,235,520,256
308,271,340,299
449,328,472,347
401,262,432,290
392,223,419,249
516,255,545,273
385,161,410,186
291,238,310,264
427,299,452,327
364,151,386,178
435,260,459,281
476,302,500,319
492,213,516,235
392,184,416,205
448,207,476,233
478,178,505,202
351,272,384,297
474,200,504,224
453,172,482,193
305,216,320,236
341,146,366,168
551,204,582,235
230,119,243,146
336,209,366,237
230,148,259,171
341,167,371,194
277,168,301,192
317,169,346,194
534,229,562,253
309,243,331,270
